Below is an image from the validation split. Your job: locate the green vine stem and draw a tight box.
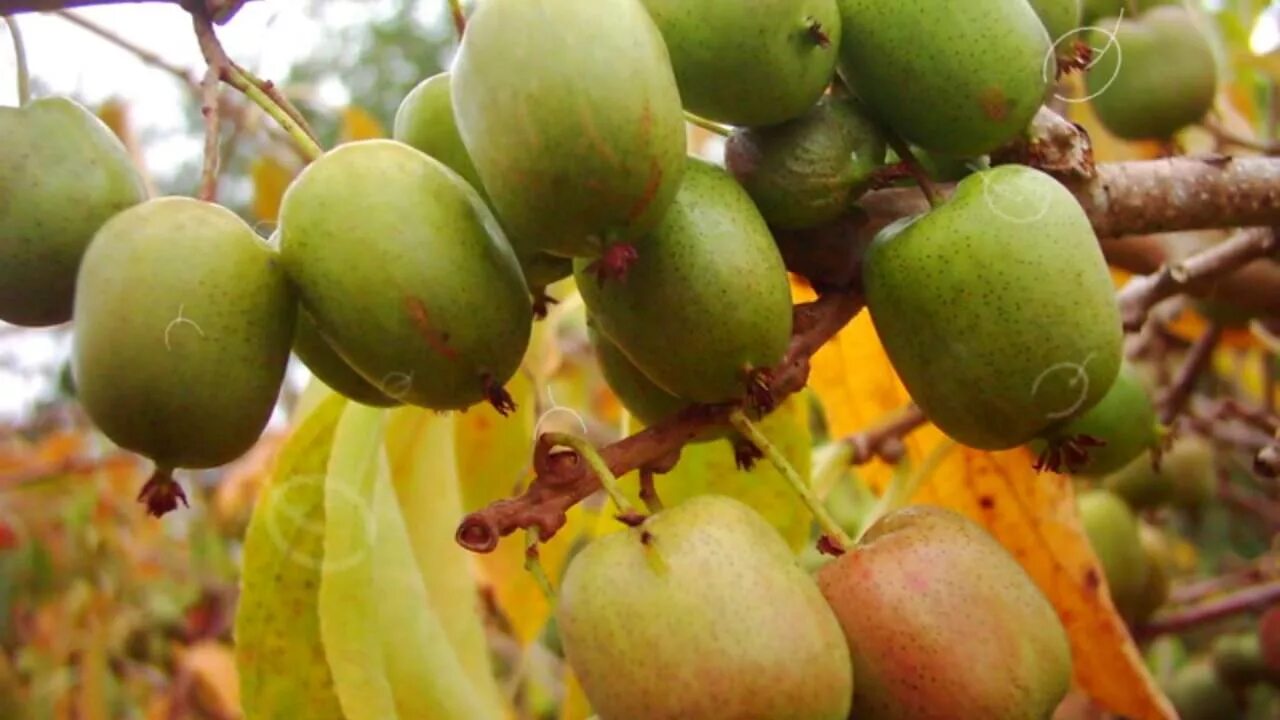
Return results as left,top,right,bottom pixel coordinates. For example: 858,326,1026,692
729,409,855,552
523,529,556,601
4,15,29,106
885,133,943,208
684,111,732,138
541,432,640,520
230,60,318,144
192,11,323,163
860,439,956,539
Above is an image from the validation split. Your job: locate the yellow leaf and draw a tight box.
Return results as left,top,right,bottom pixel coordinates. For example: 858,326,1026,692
384,408,506,714
250,155,294,224
620,392,814,550
457,369,595,645
319,403,500,720
234,392,346,720
559,668,592,720
340,106,387,143
799,281,1176,720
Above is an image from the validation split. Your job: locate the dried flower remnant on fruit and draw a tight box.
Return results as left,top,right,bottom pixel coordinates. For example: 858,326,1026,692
483,374,518,416
138,469,189,518
1034,434,1107,473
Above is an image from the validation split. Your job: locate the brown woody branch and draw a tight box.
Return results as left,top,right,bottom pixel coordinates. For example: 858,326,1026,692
1135,580,1280,641
1117,228,1278,332
455,291,864,552
845,403,926,465
0,0,249,22
458,112,1280,553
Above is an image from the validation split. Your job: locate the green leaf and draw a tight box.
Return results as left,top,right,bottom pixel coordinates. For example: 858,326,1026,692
235,391,347,720
319,403,502,720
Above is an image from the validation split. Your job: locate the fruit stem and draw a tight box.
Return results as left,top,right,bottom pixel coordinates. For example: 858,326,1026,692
4,16,29,107
860,439,955,539
885,134,943,208
524,528,557,601
446,0,466,40
224,62,323,161
541,431,640,520
729,410,854,552
684,112,732,138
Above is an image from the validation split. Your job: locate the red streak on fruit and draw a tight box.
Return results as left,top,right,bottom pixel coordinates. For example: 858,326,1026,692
404,296,460,361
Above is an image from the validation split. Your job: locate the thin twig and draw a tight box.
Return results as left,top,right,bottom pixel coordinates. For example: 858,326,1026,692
1203,117,1280,156
684,112,731,138
230,60,318,144
1169,554,1279,605
1135,580,1280,641
844,403,927,465
1158,323,1223,426
3,14,29,105
191,12,323,162
1117,228,1278,331
56,10,195,86
729,409,853,553
197,63,221,201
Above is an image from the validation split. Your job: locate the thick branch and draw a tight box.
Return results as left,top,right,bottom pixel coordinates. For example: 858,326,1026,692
455,290,864,552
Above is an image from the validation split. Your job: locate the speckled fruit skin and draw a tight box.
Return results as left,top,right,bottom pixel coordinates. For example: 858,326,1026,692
1086,7,1218,140
1077,489,1149,620
1029,0,1082,44
640,0,840,127
452,0,685,260
834,0,1051,157
0,97,148,327
1031,363,1158,476
556,495,853,720
293,310,399,408
393,71,572,293
1164,661,1241,720
1083,0,1178,24
279,140,532,411
72,197,294,470
725,93,886,230
863,165,1123,450
393,71,487,201
575,159,792,404
816,505,1071,720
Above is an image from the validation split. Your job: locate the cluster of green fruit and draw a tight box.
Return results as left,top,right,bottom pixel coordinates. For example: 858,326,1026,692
1159,607,1280,720
555,497,1071,720
1,0,1150,506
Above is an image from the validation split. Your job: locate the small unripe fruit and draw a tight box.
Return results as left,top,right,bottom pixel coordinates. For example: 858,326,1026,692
1086,7,1218,140
1077,489,1149,620
863,165,1123,450
576,159,792,404
452,0,686,259
640,0,841,126
557,495,854,720
725,93,886,231
0,97,148,327
280,140,532,411
1031,362,1159,476
1106,435,1216,511
817,505,1071,719
1164,660,1241,720
73,197,294,471
834,0,1052,156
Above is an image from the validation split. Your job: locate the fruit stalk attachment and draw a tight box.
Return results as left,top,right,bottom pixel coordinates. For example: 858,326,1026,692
191,9,323,162
4,15,29,106
523,528,556,601
728,409,854,553
884,133,943,208
446,0,465,40
541,431,643,525
684,111,731,138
